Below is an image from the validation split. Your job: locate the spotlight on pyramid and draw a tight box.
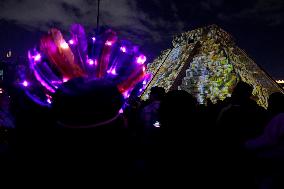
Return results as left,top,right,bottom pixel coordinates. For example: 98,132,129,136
142,25,283,108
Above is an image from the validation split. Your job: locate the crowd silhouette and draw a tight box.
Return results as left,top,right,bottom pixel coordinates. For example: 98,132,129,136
1,79,284,188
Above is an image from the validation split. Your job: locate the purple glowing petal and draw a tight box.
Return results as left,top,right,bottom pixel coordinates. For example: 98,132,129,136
34,53,41,61
51,80,63,85
32,69,55,93
29,55,55,93
122,91,130,99
111,68,116,75
107,68,117,75
119,108,124,114
28,51,32,60
69,39,74,45
120,46,126,53
136,55,147,64
22,80,29,87
24,90,51,107
142,80,147,85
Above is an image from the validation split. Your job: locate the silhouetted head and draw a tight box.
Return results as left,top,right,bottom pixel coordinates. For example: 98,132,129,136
160,90,197,130
268,92,284,115
52,77,124,128
231,81,253,102
149,86,165,101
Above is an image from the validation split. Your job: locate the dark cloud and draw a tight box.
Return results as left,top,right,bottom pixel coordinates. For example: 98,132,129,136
61,2,83,19
215,0,284,26
0,0,77,30
0,0,284,78
0,0,184,44
200,0,224,11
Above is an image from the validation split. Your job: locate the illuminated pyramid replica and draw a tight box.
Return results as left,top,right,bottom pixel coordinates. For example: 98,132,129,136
142,25,283,108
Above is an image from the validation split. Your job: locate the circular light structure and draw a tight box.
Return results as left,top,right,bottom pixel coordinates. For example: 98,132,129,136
24,25,149,107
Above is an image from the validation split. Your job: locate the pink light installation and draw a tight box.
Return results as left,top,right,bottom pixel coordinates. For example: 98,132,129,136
22,80,29,87
25,26,149,107
107,68,117,75
136,55,146,64
34,53,42,61
63,77,69,82
120,46,126,53
47,98,52,104
105,40,113,46
111,69,117,75
69,39,74,45
87,59,94,65
60,42,69,49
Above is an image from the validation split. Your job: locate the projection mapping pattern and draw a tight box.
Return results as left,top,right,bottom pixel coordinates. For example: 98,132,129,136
143,25,283,108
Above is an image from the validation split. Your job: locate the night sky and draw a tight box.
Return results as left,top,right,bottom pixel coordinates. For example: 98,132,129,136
0,0,283,79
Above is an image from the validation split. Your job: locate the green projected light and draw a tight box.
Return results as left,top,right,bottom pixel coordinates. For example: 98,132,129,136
143,25,283,108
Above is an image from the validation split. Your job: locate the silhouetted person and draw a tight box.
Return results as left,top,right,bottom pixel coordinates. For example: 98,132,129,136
139,86,165,153
18,77,130,182
216,81,267,189
267,92,284,117
160,90,196,130
146,90,213,187
124,95,141,127
246,91,284,150
140,86,165,129
246,92,284,189
218,81,266,143
0,91,15,172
